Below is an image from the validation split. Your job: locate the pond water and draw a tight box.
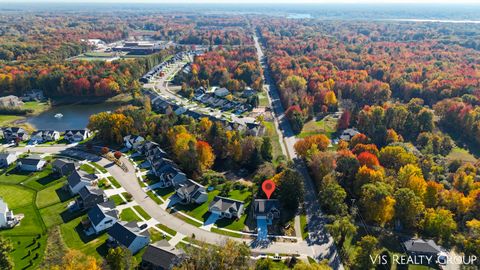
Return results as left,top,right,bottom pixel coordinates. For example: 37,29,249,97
27,103,119,131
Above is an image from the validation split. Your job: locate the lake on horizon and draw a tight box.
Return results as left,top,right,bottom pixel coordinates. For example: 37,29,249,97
27,103,119,131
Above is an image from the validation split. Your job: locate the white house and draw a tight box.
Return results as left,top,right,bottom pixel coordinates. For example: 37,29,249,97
0,198,17,228
30,130,60,144
176,179,208,204
108,221,150,254
17,155,46,172
214,87,230,98
0,152,17,168
208,196,245,219
2,127,29,142
123,135,145,150
339,128,360,141
86,201,118,235
64,129,91,143
67,169,98,194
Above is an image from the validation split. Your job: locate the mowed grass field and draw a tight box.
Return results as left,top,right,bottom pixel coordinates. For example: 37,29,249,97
0,156,109,269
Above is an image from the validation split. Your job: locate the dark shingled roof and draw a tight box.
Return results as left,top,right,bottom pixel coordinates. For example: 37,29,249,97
209,196,244,213
87,200,117,226
142,240,185,269
18,154,43,166
108,221,150,248
403,239,444,254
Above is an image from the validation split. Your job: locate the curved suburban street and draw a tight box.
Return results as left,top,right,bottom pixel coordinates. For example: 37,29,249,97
8,144,339,265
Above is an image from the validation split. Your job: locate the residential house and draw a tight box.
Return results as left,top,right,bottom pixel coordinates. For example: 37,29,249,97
253,199,280,225
22,89,45,101
403,238,448,265
339,128,360,142
108,221,150,254
52,159,76,176
86,201,119,235
157,164,187,188
0,198,18,228
138,141,160,155
17,155,46,172
208,196,245,219
67,169,98,194
30,130,60,144
141,240,185,270
76,186,107,210
1,127,29,142
0,152,17,168
64,129,91,143
214,87,230,98
175,179,208,204
124,135,145,150
0,95,24,107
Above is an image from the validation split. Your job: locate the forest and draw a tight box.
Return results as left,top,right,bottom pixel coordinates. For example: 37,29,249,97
255,17,480,268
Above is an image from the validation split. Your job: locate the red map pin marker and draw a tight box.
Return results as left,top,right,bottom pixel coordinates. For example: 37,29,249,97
262,179,276,199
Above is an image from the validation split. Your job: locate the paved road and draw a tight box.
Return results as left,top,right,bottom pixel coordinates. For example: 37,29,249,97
9,145,333,259
254,35,344,269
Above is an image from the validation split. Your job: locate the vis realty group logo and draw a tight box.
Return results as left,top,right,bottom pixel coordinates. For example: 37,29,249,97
370,254,478,266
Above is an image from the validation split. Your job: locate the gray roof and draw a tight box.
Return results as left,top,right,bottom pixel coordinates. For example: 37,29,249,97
87,200,118,226
0,152,15,159
254,199,280,215
108,221,150,248
142,240,185,269
52,158,75,169
209,196,244,213
177,179,204,196
18,155,43,166
68,169,97,188
403,239,444,254
79,186,106,200
31,130,58,137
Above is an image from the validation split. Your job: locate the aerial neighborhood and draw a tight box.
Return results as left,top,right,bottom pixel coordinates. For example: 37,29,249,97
0,3,479,270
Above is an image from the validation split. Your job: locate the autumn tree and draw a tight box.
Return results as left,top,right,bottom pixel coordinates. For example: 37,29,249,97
359,182,395,226
50,249,100,270
88,112,134,144
378,145,417,170
326,216,357,249
196,140,215,172
275,168,305,212
294,134,330,159
318,177,347,215
106,246,136,270
356,152,380,169
422,208,457,242
353,235,379,270
260,137,273,162
0,236,13,270
174,239,250,270
394,188,425,230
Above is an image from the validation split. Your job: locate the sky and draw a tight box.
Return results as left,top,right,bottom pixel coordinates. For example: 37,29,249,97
3,0,480,3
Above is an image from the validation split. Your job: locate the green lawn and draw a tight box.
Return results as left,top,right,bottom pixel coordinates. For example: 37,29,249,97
0,115,23,126
108,176,121,188
133,205,152,220
7,235,47,270
111,194,126,205
146,190,164,204
228,189,251,201
156,224,177,236
211,227,243,238
215,213,247,231
154,186,176,200
258,91,269,107
39,200,73,228
36,181,69,208
299,115,338,139
149,228,171,242
59,215,109,258
300,214,308,240
263,121,283,161
91,162,108,173
0,184,35,209
120,208,141,222
79,164,96,174
446,147,477,163
176,190,220,223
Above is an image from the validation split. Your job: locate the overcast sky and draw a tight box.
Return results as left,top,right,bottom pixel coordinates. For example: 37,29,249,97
3,0,480,4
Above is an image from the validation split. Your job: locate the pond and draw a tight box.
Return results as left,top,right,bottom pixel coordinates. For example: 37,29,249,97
27,103,119,131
